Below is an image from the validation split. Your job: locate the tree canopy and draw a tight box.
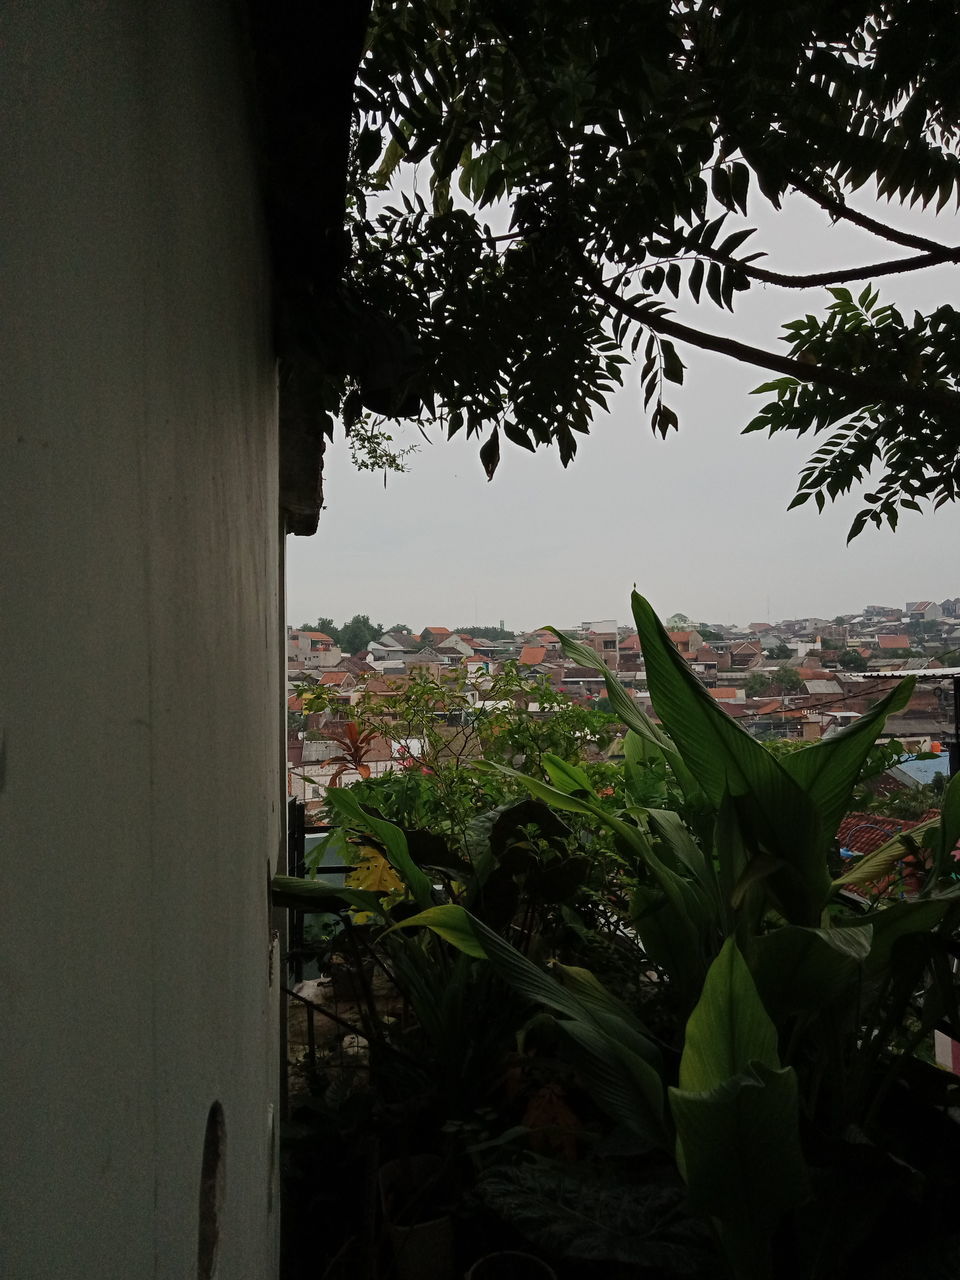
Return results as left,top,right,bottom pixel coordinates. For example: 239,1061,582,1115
319,0,960,537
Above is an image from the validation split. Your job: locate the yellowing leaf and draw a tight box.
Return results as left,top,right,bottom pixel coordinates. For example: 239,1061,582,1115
346,845,405,896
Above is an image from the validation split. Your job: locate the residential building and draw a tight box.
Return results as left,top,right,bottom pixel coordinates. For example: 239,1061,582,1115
906,600,942,622
667,629,704,655
580,620,620,669
288,629,343,670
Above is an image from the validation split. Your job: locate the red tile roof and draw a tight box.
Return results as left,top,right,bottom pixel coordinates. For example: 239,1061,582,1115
836,810,937,855
423,626,451,635
297,631,334,642
287,695,304,711
710,687,738,701
519,646,547,665
878,635,911,649
319,671,350,685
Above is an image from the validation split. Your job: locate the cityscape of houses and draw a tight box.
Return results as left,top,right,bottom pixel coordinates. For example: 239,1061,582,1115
287,598,960,800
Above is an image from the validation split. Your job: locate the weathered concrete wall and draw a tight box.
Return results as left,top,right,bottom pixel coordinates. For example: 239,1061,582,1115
0,2,281,1276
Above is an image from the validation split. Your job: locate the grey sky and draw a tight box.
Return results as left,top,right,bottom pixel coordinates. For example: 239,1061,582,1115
286,189,960,632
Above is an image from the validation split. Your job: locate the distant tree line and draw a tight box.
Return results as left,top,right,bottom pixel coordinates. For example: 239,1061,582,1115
298,615,517,652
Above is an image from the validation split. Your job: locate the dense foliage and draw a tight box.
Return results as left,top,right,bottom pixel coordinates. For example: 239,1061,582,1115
315,0,960,535
280,593,960,1280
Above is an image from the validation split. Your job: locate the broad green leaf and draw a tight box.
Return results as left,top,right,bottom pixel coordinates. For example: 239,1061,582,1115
933,771,960,886
270,874,386,917
670,1063,807,1280
647,808,710,884
474,761,601,817
832,818,938,890
482,759,715,1003
552,964,663,1069
631,592,826,925
325,791,434,909
391,905,667,1137
388,903,488,958
679,938,778,1092
561,1019,667,1143
853,893,960,975
630,885,711,1014
545,628,702,800
752,924,871,1018
542,753,594,796
779,678,914,852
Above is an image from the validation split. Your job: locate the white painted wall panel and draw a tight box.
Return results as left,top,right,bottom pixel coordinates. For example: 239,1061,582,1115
0,2,281,1276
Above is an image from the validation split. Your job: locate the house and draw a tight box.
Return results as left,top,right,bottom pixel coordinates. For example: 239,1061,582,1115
667,629,704,655
421,625,452,646
728,640,764,669
877,634,912,651
906,600,942,622
437,634,476,659
519,645,548,666
863,604,900,622
581,620,620,669
288,629,343,670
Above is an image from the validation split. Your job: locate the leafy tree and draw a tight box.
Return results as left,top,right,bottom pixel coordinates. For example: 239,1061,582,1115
766,643,792,660
698,627,723,642
338,613,383,654
747,666,803,697
453,624,515,641
838,648,868,671
325,2,960,535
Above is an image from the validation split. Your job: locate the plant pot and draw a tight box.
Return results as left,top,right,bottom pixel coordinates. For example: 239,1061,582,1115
466,1251,556,1280
378,1155,455,1280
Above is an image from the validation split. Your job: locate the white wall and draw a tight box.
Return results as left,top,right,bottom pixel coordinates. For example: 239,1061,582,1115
1,2,281,1277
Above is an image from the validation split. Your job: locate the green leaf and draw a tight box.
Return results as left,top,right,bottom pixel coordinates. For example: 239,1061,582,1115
545,628,702,801
832,817,938,890
474,760,600,817
387,903,489,957
752,924,870,1017
541,753,595,796
671,940,807,1279
324,792,434,908
669,1064,807,1280
855,894,960,975
391,905,668,1140
779,677,915,855
935,771,960,882
631,592,826,925
270,874,386,917
679,939,779,1092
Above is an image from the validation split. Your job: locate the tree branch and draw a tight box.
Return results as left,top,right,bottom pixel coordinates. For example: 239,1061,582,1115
791,178,951,254
588,275,960,418
699,244,960,289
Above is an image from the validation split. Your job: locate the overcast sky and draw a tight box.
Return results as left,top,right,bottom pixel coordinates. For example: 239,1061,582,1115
286,188,960,633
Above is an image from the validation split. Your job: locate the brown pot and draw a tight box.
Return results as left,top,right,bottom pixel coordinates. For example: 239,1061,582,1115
378,1155,455,1280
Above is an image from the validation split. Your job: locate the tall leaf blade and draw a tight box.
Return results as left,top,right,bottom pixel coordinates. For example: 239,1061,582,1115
545,627,702,801
779,678,914,848
678,938,778,1092
391,904,667,1138
631,592,826,923
325,791,435,908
